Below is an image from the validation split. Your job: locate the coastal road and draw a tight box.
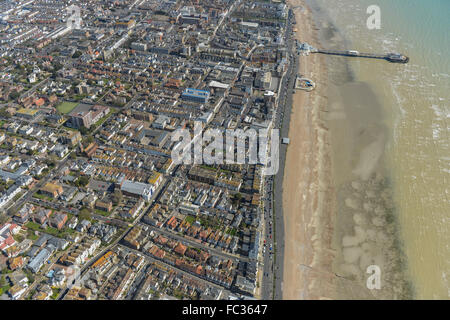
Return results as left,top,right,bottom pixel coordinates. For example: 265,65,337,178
258,8,298,300
264,8,299,300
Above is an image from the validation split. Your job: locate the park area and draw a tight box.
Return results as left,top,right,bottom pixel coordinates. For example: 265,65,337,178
56,101,78,114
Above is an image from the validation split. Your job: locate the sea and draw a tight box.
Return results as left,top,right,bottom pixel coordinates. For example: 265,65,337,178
307,0,449,299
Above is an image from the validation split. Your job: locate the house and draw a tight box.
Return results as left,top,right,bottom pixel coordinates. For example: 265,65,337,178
95,199,113,212
120,180,154,201
67,104,110,129
61,130,82,147
0,223,20,253
40,182,64,199
82,193,98,208
53,144,69,158
174,242,187,256
234,275,256,295
8,283,28,300
8,256,25,270
49,212,68,230
181,88,210,103
7,270,28,287
91,251,116,274
67,216,78,229
60,186,77,201
16,108,40,120
32,207,52,225
76,219,91,233
28,248,52,273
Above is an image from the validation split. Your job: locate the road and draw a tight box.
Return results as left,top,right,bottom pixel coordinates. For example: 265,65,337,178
56,177,169,299
119,244,233,294
260,8,298,300
138,222,249,264
7,151,72,216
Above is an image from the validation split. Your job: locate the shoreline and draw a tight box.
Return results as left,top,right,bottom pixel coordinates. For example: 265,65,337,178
282,0,414,299
282,0,337,299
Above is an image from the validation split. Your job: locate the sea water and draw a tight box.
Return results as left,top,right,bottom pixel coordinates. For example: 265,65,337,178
310,0,449,299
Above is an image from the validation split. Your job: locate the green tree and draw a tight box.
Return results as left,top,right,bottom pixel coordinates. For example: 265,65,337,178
231,193,242,205
76,176,90,187
79,126,89,135
0,274,5,288
84,135,94,145
53,62,63,71
9,91,20,100
72,51,82,59
111,190,123,206
79,208,92,221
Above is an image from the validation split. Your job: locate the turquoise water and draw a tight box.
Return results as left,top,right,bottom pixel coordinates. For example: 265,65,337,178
363,0,450,72
311,0,450,299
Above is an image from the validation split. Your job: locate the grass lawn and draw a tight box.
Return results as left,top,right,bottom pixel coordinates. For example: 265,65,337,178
51,287,61,300
27,229,39,241
184,215,196,224
226,228,237,236
25,221,75,239
0,284,11,296
95,209,111,217
56,101,78,114
33,192,53,202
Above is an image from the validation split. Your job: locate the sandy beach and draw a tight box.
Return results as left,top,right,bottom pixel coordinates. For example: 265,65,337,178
282,0,337,300
282,0,414,300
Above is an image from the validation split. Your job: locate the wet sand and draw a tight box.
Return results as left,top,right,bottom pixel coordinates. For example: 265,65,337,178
283,0,337,299
282,0,413,299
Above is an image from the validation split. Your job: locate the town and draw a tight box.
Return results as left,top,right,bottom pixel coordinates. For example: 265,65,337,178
0,0,296,301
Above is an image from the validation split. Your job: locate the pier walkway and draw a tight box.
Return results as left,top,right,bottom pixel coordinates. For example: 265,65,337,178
296,42,409,64
316,49,409,63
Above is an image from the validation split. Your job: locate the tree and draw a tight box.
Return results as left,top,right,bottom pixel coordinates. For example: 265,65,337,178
111,190,123,206
72,51,82,59
0,214,9,225
76,176,90,187
53,62,63,71
45,159,57,168
79,208,92,221
231,192,242,205
0,274,5,289
84,135,94,145
9,91,20,100
79,126,89,135
0,108,11,118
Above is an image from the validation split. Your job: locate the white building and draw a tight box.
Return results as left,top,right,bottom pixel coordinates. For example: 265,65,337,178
121,180,154,201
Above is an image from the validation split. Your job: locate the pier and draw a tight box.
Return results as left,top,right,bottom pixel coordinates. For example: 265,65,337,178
296,42,409,64
316,49,409,63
